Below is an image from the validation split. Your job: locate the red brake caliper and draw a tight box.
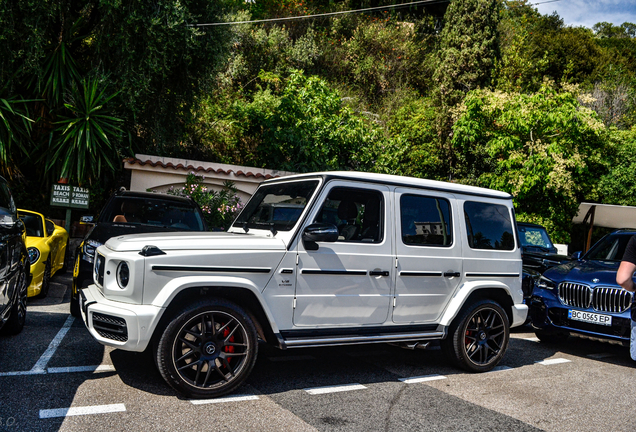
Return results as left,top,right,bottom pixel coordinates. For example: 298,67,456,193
223,326,235,362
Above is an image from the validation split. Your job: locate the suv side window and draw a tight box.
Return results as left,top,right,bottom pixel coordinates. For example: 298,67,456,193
464,201,515,250
314,187,383,243
400,194,452,247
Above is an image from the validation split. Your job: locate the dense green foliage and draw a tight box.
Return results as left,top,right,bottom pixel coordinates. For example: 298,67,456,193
2,0,636,240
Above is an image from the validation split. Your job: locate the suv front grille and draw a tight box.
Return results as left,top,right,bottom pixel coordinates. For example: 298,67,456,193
593,287,633,313
558,282,592,308
92,312,128,342
559,283,633,313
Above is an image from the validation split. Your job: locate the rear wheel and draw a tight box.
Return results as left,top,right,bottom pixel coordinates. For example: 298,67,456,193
442,299,510,372
155,299,258,398
37,259,51,299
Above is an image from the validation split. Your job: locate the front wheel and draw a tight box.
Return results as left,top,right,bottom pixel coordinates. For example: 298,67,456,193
1,268,28,335
441,299,510,372
155,299,258,398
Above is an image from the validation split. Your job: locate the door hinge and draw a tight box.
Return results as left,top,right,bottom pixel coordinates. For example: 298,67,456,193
395,257,398,268
296,254,299,265
293,297,297,308
393,297,396,307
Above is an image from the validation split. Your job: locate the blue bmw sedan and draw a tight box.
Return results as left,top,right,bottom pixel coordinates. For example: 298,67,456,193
529,229,636,345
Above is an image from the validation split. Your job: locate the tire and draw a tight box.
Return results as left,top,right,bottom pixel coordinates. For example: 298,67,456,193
534,329,569,344
155,298,258,398
1,267,28,335
37,259,51,299
441,299,510,372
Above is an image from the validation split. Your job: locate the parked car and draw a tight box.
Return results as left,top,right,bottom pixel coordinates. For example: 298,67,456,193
517,222,570,274
517,222,571,300
79,171,528,398
529,229,636,345
70,190,208,317
18,209,69,298
0,177,30,335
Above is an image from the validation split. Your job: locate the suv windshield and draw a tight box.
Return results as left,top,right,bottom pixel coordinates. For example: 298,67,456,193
518,225,556,252
234,180,319,232
100,196,205,231
584,233,634,262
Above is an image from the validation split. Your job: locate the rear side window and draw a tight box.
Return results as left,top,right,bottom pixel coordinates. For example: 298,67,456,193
400,195,452,247
464,201,515,251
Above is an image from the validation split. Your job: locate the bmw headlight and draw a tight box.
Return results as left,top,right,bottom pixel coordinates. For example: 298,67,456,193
536,275,556,290
27,247,40,264
82,239,103,263
116,261,130,288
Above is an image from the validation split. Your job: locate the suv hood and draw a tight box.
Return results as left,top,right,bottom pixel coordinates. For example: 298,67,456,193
88,222,196,245
543,259,620,286
104,231,287,252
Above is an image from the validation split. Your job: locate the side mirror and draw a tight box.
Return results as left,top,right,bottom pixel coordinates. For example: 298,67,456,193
571,251,582,260
302,223,338,251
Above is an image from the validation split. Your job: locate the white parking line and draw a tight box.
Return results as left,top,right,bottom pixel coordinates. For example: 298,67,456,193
536,358,571,365
39,403,126,419
399,374,447,384
190,394,260,404
304,383,367,395
523,337,540,342
268,355,316,362
32,316,75,373
47,365,116,374
488,365,513,372
0,370,46,377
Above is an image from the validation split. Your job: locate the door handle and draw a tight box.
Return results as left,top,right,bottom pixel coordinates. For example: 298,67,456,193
444,271,461,278
370,270,390,277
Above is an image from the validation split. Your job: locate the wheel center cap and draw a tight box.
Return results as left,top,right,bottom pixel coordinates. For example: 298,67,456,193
478,331,487,341
204,343,216,355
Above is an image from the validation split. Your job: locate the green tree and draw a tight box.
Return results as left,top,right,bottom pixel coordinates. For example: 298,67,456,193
432,0,501,176
452,81,607,242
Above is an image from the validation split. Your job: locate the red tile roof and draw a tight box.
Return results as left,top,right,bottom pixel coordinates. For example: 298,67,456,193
124,157,281,180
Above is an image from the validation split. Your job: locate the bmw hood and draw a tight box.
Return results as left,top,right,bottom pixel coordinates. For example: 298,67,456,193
103,231,287,252
543,260,621,287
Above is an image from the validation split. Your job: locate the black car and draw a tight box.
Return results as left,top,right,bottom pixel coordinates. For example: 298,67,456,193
0,176,30,335
518,222,571,274
70,190,208,316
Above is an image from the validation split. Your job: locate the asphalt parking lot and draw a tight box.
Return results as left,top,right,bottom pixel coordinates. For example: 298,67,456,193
1,272,635,432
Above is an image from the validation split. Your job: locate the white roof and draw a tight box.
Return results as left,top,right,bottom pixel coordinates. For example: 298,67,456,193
265,171,512,199
572,202,636,229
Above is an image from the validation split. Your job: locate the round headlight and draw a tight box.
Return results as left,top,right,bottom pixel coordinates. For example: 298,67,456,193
116,262,130,288
27,247,40,264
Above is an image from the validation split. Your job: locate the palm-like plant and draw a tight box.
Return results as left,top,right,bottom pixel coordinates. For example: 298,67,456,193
0,89,36,176
47,78,125,184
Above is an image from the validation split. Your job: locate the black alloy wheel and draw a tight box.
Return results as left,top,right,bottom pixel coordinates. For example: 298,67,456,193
156,299,258,398
2,268,28,335
442,299,510,372
38,259,51,298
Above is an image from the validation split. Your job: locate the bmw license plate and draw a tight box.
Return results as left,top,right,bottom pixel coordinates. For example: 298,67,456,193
568,309,612,326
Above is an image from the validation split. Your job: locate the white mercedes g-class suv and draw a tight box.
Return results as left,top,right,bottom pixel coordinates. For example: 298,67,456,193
80,172,527,398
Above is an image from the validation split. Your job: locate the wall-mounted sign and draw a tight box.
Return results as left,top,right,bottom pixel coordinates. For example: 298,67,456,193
50,184,90,209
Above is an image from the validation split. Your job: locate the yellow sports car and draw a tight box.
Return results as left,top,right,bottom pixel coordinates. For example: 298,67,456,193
18,209,69,298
